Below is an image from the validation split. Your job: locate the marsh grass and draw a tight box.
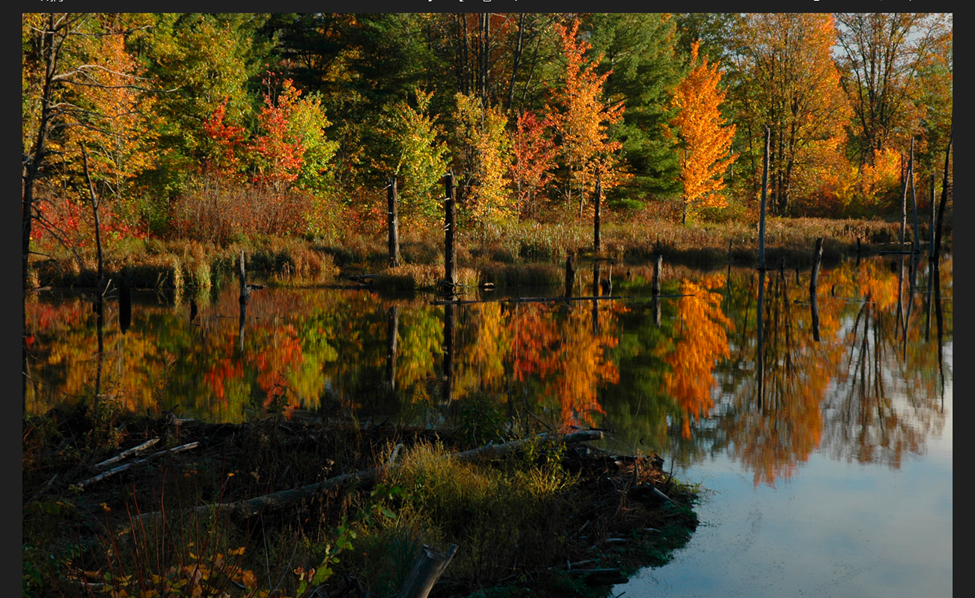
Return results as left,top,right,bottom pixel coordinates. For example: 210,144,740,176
372,441,579,588
29,208,945,292
374,264,481,292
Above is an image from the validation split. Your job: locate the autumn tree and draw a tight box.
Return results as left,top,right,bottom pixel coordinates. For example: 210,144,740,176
509,110,558,218
250,78,308,193
452,92,512,227
549,19,625,216
670,41,737,224
383,88,450,224
135,13,268,201
22,14,157,282
730,13,850,215
201,96,249,185
835,13,949,166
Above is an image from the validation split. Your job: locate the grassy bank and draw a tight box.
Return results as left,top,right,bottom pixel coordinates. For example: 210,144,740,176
23,403,699,598
28,213,948,294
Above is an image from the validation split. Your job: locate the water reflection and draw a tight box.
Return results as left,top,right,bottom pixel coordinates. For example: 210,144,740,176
25,256,950,487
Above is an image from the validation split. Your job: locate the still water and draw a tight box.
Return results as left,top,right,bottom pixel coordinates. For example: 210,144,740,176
26,254,952,597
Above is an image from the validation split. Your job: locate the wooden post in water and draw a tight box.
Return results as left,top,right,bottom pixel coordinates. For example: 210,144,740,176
652,254,663,297
119,277,131,334
592,261,600,335
442,302,455,404
593,171,602,253
758,126,770,270
810,270,821,343
443,171,457,290
809,237,824,296
238,250,249,354
238,249,250,306
652,254,663,327
387,176,400,267
564,253,575,298
898,145,909,248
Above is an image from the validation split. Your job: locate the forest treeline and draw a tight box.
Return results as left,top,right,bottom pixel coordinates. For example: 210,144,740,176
22,13,952,251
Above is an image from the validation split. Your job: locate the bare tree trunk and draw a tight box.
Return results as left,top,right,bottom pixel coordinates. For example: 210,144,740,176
933,130,952,256
929,171,936,257
387,177,400,267
899,148,909,247
443,172,457,289
396,544,459,598
908,139,920,254
809,238,824,296
506,14,526,112
759,126,770,270
756,269,766,411
652,255,663,297
564,253,575,298
81,144,104,288
593,171,601,253
386,306,399,392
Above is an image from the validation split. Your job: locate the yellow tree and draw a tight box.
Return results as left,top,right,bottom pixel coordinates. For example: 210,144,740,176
732,13,850,215
549,19,625,217
670,41,737,224
453,92,512,227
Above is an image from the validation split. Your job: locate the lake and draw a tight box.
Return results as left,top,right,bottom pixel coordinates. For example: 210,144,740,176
25,253,952,597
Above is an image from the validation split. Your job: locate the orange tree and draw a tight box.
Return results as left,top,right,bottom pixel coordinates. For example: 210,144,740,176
509,110,559,218
730,13,850,215
548,18,625,217
669,40,737,224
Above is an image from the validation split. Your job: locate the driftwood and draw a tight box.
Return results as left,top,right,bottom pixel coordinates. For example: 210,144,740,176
78,441,200,489
135,431,604,523
94,438,161,469
396,543,458,598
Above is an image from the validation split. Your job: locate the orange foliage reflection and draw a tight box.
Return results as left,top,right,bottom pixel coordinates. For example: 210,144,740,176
662,274,732,438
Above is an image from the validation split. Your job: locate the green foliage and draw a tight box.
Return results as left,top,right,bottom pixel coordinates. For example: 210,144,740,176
296,483,402,596
457,392,511,448
134,13,267,194
384,89,450,224
587,13,687,200
289,90,340,194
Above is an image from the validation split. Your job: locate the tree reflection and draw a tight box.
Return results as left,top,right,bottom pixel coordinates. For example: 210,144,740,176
24,256,950,483
820,256,949,468
661,274,731,439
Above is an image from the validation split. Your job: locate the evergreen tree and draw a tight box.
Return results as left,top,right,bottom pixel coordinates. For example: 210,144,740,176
587,13,686,202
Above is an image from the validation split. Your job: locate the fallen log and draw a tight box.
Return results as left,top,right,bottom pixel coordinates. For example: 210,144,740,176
78,442,200,489
135,431,604,523
95,438,161,469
